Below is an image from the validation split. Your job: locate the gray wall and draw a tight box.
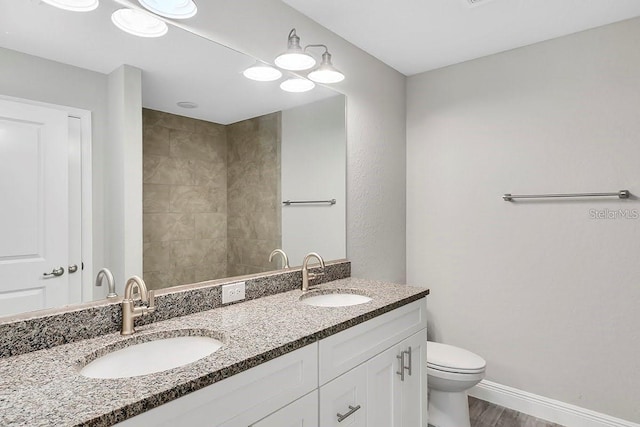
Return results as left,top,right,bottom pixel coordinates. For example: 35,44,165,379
106,65,143,292
407,18,640,422
184,0,407,283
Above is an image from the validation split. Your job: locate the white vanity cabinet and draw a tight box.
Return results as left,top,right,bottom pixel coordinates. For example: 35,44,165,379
318,300,428,427
117,298,427,427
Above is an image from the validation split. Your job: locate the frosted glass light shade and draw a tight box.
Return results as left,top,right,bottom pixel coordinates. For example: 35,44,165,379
111,9,168,38
308,68,345,84
307,51,345,84
280,78,315,93
41,0,99,12
275,52,316,71
138,0,197,19
243,63,282,82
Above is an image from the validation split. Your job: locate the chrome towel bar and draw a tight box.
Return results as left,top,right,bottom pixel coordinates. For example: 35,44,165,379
503,190,630,202
283,199,336,206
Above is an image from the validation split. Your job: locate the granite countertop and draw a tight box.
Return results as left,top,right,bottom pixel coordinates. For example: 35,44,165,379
0,278,429,427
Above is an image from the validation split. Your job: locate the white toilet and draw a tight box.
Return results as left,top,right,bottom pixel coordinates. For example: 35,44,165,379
427,341,486,427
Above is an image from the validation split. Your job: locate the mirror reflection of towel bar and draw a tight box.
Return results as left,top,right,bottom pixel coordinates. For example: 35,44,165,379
283,199,336,206
503,190,630,201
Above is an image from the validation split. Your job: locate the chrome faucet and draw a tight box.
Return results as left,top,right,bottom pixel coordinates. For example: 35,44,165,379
301,252,325,292
269,249,290,269
95,268,117,298
121,276,155,335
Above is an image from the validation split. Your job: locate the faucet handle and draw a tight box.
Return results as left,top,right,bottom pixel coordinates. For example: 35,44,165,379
309,271,325,280
147,290,156,313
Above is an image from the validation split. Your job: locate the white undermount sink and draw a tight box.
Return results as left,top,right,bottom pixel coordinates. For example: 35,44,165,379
80,335,223,379
300,290,372,307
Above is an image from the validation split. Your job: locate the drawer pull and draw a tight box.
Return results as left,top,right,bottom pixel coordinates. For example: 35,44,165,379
405,346,412,376
337,404,361,422
396,353,405,381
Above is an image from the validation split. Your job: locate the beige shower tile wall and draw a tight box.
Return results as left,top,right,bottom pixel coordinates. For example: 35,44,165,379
226,112,282,276
143,109,228,289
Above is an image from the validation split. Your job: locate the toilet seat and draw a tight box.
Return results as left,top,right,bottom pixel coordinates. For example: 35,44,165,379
427,341,486,374
427,363,485,375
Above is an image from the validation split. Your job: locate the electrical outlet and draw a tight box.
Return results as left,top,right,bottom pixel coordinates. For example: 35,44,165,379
222,282,245,304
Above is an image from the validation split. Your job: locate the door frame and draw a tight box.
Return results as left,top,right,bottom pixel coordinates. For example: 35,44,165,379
0,94,94,302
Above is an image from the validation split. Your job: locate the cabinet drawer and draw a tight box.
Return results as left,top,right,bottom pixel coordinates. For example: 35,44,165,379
320,363,367,426
118,343,318,427
251,390,318,427
319,298,427,385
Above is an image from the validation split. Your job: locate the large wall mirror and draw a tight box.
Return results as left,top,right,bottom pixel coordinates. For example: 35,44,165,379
0,0,346,318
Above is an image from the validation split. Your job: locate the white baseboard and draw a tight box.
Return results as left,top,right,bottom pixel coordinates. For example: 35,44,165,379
469,380,639,427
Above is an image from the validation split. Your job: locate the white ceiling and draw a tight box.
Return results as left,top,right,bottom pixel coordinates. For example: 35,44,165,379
0,0,338,124
282,0,640,76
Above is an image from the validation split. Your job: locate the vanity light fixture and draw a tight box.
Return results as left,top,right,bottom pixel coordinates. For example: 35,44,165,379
41,0,99,12
138,0,197,20
111,8,168,38
280,78,315,93
243,62,283,82
274,29,317,71
307,46,345,84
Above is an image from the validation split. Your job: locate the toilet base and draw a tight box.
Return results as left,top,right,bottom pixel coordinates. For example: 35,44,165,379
428,389,471,427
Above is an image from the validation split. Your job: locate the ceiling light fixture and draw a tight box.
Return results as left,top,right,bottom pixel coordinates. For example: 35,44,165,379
177,101,198,109
137,0,197,20
40,0,99,12
243,62,283,82
280,78,315,93
274,29,316,71
306,45,345,84
111,8,168,38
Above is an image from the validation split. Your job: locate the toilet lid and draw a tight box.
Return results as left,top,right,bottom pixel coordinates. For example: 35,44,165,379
427,341,486,374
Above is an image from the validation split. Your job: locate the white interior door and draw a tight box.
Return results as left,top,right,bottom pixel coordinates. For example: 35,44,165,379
0,98,70,316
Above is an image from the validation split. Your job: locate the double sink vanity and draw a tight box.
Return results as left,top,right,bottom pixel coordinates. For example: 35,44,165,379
0,261,429,426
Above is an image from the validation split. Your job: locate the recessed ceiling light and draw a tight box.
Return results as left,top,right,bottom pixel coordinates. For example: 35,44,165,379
280,78,315,93
111,9,168,38
243,63,282,82
41,0,99,12
177,101,198,109
138,0,197,19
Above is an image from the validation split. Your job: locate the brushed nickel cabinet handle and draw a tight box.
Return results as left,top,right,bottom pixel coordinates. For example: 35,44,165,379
405,346,412,376
397,353,405,381
337,404,361,422
68,264,78,274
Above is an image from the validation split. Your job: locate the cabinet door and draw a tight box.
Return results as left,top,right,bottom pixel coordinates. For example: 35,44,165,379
320,363,367,427
366,345,403,427
251,391,318,427
399,330,428,427
319,299,427,385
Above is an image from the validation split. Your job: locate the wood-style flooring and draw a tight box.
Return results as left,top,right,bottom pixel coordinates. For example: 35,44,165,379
469,397,565,427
